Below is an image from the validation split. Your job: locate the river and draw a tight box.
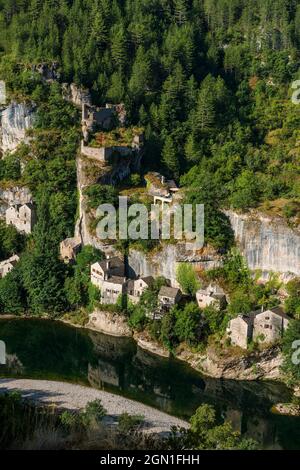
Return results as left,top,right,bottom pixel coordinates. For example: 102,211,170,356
0,318,299,449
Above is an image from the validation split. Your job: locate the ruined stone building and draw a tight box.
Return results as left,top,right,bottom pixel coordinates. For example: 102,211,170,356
0,254,20,278
6,203,36,234
60,237,82,264
196,283,227,311
127,276,154,304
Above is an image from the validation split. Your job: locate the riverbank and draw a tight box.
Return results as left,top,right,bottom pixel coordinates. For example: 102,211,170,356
0,378,188,434
0,313,288,383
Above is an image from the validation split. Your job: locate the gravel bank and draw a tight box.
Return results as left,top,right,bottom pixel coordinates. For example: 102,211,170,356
0,378,188,434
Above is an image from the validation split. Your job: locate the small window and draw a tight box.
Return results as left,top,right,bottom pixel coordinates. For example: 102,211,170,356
264,324,269,329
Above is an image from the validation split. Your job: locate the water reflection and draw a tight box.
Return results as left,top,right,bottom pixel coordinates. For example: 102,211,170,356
0,318,299,449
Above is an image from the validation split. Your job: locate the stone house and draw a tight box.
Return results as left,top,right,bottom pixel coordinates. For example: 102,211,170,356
196,283,227,311
158,286,182,308
227,306,291,349
227,314,255,350
91,256,125,289
127,276,154,304
0,254,20,278
6,203,36,234
253,307,290,344
91,256,126,305
60,237,81,264
100,276,127,305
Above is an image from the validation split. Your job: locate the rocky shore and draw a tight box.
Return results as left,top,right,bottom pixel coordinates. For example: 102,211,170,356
0,378,188,434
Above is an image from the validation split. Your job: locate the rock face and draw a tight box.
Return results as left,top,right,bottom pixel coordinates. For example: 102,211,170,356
226,210,300,279
185,346,283,381
272,403,300,417
31,62,60,81
87,310,132,337
62,83,92,108
134,331,170,358
0,186,32,218
0,102,35,154
75,151,141,253
128,245,221,287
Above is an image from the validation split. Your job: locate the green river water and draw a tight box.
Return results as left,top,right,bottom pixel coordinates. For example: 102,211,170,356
0,318,299,449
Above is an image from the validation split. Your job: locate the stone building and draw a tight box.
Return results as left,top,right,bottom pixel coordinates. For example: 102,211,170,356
196,283,227,311
145,172,180,209
253,307,290,344
91,256,126,305
0,254,20,278
82,102,126,140
127,276,154,304
91,256,155,306
158,286,182,308
60,237,81,264
100,276,127,305
227,307,291,349
91,256,125,288
227,314,255,350
6,203,36,234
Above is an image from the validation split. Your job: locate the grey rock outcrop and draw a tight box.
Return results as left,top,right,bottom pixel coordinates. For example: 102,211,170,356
62,83,92,108
31,62,60,81
88,310,132,337
0,102,35,154
226,210,300,280
179,345,283,381
128,245,221,287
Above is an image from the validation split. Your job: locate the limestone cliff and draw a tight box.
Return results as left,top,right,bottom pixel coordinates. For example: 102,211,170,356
226,210,300,280
128,245,221,287
0,102,35,154
178,345,283,381
87,310,132,337
62,83,92,108
75,151,141,253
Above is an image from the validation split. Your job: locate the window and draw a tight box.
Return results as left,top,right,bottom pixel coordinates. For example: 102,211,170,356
264,325,269,329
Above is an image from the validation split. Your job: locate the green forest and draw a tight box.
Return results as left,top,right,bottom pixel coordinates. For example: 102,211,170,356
0,0,299,371
1,0,299,247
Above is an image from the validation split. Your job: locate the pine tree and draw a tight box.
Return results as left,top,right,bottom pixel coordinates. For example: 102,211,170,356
91,9,107,48
195,79,215,132
111,23,127,69
162,134,180,178
174,0,189,26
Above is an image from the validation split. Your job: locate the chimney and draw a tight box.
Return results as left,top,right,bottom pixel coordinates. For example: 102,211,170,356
161,175,165,185
106,259,110,270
